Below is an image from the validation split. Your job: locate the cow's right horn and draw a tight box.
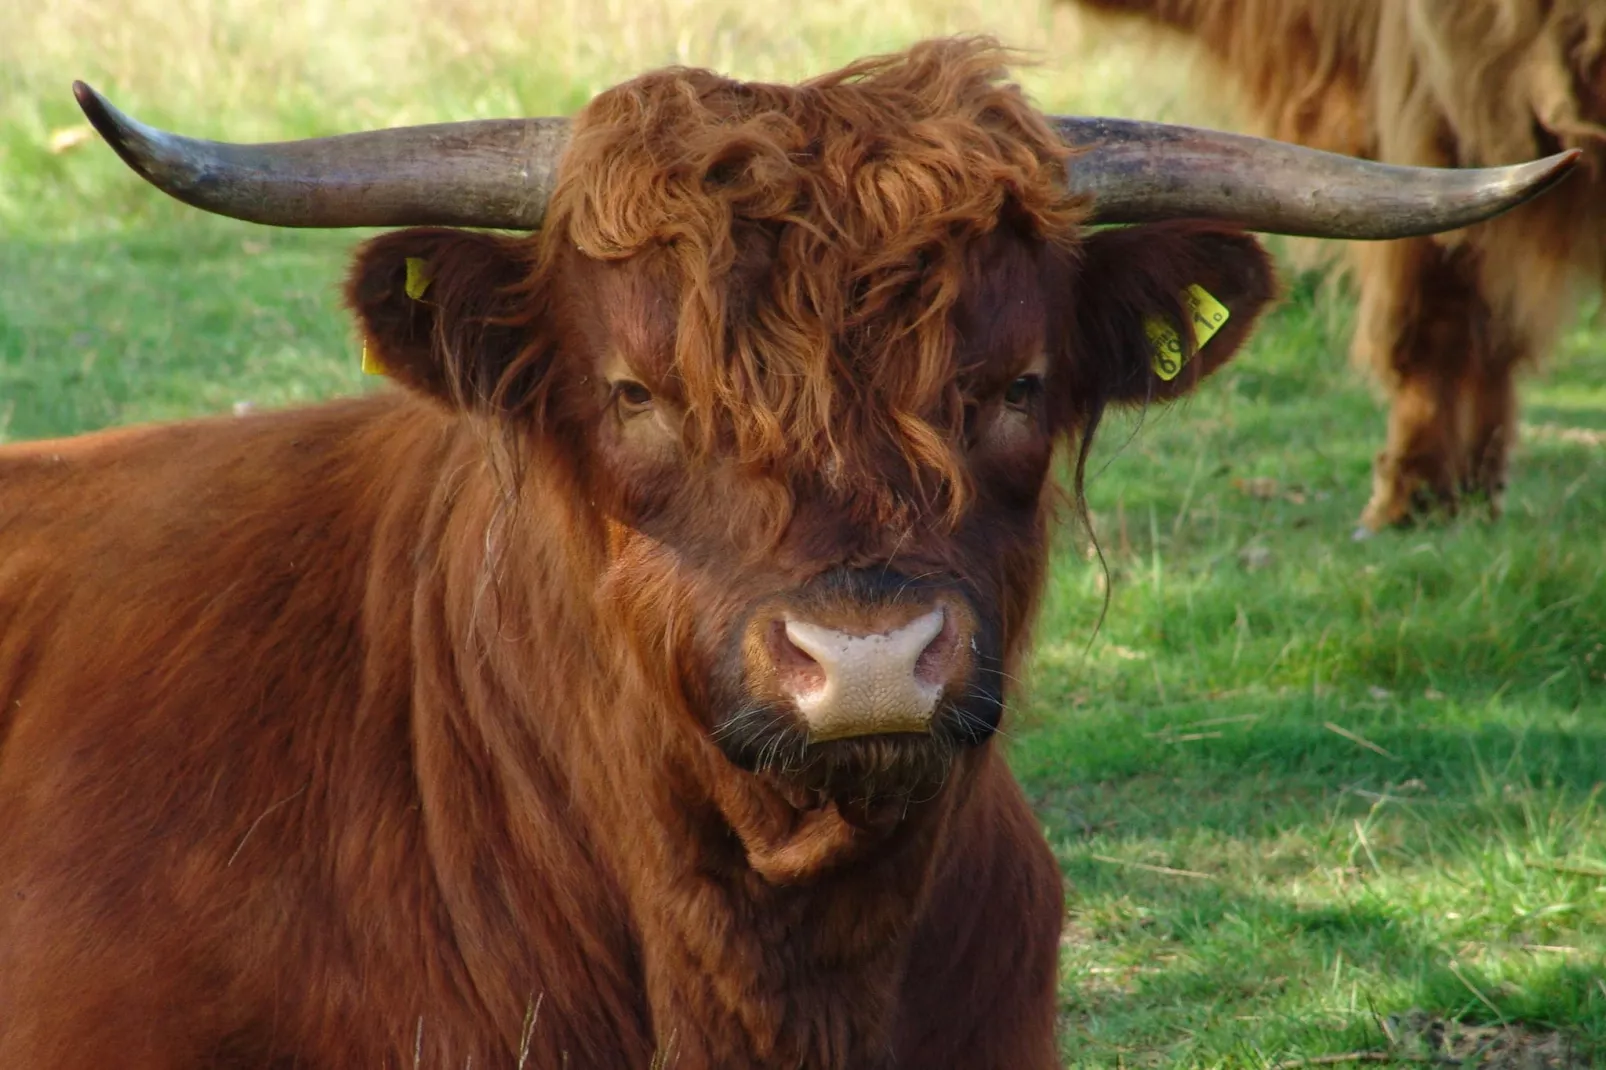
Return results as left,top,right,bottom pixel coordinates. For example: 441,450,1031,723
1056,117,1581,239
73,82,569,230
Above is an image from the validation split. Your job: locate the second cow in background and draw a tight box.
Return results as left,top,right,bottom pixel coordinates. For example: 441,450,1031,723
1076,0,1606,531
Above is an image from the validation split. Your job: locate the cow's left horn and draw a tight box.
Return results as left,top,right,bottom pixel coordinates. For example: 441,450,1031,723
1056,117,1581,239
73,82,569,229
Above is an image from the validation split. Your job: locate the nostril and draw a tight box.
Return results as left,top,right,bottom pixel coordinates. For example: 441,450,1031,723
766,619,827,695
913,607,960,689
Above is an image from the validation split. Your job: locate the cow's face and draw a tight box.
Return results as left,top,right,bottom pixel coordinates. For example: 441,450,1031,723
350,219,1273,809
545,226,1064,804
348,60,1277,809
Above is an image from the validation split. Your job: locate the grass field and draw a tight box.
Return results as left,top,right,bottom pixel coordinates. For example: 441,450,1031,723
4,1,1604,1066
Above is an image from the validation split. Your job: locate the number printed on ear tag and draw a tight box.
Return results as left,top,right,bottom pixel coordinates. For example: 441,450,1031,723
1144,284,1230,381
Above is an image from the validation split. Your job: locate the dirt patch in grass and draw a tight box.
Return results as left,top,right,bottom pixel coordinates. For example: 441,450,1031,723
1359,1011,1588,1069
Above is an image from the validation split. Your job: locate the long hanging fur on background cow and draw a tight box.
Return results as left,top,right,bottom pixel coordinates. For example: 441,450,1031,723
0,41,1288,1068
1076,0,1606,530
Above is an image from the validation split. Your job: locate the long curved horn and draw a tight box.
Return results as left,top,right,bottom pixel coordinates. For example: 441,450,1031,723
1055,117,1581,239
75,82,1580,239
73,81,568,229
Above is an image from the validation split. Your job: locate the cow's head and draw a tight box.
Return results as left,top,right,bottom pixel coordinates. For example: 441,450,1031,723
343,43,1275,805
75,39,1579,812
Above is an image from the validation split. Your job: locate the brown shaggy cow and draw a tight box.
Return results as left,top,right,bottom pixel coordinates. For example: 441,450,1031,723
1073,0,1606,531
0,38,1574,1068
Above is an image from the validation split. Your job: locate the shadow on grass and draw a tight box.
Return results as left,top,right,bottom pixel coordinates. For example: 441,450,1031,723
1053,884,1606,1065
1012,708,1606,1065
1055,890,1604,1066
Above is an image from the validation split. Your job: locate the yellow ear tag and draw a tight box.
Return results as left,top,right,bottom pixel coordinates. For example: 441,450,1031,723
360,259,433,375
404,257,433,301
360,339,386,376
1144,284,1230,382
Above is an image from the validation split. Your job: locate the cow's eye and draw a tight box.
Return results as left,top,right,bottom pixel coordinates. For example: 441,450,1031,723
611,379,654,415
1003,374,1042,409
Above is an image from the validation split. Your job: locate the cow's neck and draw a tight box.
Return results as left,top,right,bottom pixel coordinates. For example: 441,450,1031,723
560,622,981,1068
609,722,978,1069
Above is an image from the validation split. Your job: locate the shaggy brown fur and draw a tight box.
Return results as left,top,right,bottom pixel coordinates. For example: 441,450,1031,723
1076,0,1606,529
0,39,1276,1067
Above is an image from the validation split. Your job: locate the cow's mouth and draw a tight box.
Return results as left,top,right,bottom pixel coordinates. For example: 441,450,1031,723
711,688,1003,804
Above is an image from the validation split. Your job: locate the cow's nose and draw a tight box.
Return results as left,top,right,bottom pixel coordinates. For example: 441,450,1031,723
769,607,965,741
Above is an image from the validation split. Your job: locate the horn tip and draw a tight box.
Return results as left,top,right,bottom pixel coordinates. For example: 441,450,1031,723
72,80,119,144
1538,147,1583,180
1519,147,1584,202
72,80,107,120
71,80,159,184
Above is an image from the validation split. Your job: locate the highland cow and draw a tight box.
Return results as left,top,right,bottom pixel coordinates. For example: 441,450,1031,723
0,38,1573,1067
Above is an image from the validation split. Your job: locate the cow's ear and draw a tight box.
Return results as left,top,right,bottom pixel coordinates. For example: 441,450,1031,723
345,228,540,411
1064,222,1277,407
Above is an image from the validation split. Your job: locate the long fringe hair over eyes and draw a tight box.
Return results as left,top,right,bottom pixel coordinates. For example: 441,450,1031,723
530,37,1090,528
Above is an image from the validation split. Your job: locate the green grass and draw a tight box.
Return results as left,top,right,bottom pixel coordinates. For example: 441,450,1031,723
3,2,1604,1066
0,223,372,439
1015,277,1606,1066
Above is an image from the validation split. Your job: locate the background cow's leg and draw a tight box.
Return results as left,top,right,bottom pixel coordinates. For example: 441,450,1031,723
1456,202,1580,525
1364,366,1459,530
1353,237,1495,530
1462,342,1520,519
891,752,1064,1068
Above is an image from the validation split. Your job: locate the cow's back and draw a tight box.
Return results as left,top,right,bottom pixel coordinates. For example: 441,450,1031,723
0,394,655,1068
1075,0,1384,155
0,395,435,768
0,395,465,1063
